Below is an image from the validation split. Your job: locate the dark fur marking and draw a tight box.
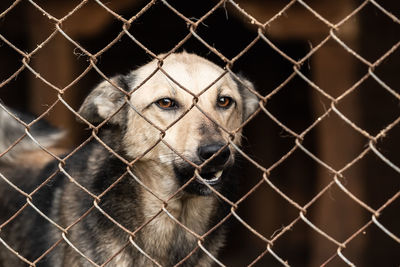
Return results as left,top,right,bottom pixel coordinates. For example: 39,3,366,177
230,73,258,121
0,54,252,266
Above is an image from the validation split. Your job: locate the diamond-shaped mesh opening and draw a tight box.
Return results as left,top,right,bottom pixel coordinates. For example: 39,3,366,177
195,8,259,58
272,220,321,266
233,39,309,96
265,74,324,134
307,185,372,239
263,1,331,56
363,220,400,266
61,2,125,54
307,38,370,98
125,3,189,54
356,2,400,63
26,33,86,88
360,148,400,209
0,1,52,52
0,205,60,262
241,113,300,170
0,0,399,266
339,76,400,136
0,41,25,82
300,111,369,169
266,149,319,205
235,180,300,236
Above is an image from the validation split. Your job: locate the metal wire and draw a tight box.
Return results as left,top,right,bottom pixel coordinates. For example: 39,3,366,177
0,0,399,266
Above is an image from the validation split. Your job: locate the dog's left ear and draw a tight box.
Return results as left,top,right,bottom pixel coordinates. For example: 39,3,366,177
78,75,129,125
236,76,259,121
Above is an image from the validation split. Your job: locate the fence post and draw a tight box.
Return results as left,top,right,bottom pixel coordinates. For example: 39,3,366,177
310,27,365,265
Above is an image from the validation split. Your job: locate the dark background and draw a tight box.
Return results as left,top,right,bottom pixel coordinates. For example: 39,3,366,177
0,0,399,266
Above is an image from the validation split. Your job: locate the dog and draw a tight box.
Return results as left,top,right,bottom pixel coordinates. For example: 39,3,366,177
0,52,258,266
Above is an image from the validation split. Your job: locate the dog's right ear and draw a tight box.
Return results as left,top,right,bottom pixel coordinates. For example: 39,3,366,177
235,75,259,121
78,75,129,125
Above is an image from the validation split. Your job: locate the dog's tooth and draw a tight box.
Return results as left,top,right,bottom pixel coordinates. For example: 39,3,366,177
214,170,223,179
199,170,223,184
205,171,223,184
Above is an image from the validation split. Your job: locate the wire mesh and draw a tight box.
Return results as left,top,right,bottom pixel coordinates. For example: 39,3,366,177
0,0,399,266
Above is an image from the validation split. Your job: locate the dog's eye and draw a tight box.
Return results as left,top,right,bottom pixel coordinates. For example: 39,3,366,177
155,98,177,110
217,96,233,109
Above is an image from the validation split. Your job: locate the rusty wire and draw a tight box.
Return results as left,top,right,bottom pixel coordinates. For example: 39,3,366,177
0,0,399,266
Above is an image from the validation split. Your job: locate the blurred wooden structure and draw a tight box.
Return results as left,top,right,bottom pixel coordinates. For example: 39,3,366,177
1,0,399,265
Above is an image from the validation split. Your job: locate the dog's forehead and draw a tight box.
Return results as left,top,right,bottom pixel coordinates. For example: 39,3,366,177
134,53,237,95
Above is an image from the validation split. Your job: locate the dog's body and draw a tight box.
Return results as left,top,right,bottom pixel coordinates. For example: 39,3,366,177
0,53,258,266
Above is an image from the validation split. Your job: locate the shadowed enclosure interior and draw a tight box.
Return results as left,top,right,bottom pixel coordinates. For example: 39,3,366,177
0,0,399,266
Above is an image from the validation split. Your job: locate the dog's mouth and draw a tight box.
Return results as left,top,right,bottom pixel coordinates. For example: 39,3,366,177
197,170,224,185
174,162,232,195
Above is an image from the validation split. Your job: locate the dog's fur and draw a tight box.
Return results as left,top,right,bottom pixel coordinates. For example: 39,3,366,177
0,52,258,266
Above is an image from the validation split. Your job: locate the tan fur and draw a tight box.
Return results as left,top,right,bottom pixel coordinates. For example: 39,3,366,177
121,54,245,207
115,52,254,265
123,53,244,162
0,52,258,266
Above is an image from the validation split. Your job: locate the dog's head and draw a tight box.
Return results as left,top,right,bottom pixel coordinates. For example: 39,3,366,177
79,52,258,196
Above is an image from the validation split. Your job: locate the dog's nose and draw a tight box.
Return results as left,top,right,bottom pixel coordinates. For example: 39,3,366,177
198,144,231,166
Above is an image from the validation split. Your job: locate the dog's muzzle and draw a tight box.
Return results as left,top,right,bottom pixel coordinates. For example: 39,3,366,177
196,144,231,185
173,143,233,195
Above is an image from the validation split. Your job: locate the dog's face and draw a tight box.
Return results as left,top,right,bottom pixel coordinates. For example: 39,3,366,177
79,53,258,196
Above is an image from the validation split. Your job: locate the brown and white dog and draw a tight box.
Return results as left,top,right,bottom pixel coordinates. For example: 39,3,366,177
0,52,258,266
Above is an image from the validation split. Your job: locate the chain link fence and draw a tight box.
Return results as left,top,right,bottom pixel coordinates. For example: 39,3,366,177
0,0,399,266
